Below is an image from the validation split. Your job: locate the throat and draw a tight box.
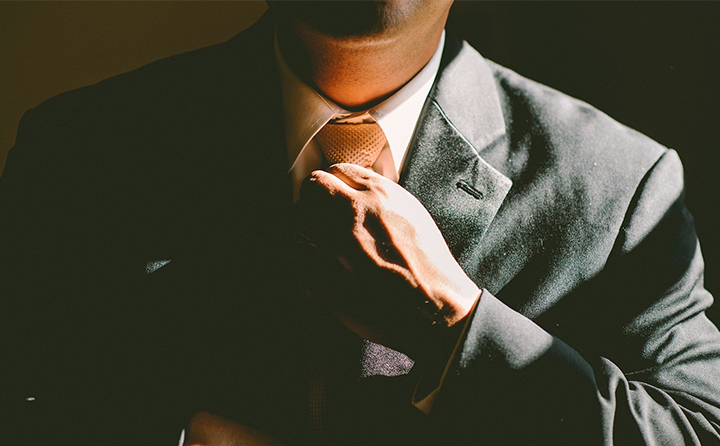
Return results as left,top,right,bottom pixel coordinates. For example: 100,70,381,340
277,20,443,110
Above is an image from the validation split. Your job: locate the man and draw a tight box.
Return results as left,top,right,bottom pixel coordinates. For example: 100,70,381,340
2,1,720,445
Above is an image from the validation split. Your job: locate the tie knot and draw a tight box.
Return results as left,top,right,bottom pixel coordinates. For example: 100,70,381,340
315,121,387,168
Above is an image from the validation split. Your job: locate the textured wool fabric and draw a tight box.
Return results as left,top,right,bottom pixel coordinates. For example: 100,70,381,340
315,121,387,168
359,340,414,379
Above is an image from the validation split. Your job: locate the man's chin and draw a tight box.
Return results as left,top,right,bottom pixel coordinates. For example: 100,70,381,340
270,0,417,39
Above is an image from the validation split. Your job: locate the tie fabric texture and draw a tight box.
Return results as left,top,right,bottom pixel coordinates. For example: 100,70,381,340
305,120,421,443
315,121,387,168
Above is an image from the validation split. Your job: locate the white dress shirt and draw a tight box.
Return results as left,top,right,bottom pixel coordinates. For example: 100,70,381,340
275,31,446,201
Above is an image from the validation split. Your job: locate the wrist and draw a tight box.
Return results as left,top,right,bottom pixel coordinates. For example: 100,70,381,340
414,287,482,360
428,276,481,328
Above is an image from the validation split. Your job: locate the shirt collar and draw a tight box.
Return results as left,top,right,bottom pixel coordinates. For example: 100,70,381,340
276,30,445,174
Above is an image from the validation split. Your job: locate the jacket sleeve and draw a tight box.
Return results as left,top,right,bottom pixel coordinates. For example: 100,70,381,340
0,105,101,442
434,149,720,445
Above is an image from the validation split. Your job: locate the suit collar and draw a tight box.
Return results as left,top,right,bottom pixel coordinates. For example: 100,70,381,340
400,33,512,265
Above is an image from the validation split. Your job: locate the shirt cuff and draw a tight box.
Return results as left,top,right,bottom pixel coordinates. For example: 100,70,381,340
411,290,482,415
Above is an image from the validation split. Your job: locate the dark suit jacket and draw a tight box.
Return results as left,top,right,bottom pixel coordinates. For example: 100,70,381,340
2,12,720,445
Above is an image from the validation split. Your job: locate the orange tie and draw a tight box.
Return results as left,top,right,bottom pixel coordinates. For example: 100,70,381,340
315,121,387,168
307,121,387,441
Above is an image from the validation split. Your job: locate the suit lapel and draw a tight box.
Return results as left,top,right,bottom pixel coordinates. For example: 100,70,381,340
400,34,512,267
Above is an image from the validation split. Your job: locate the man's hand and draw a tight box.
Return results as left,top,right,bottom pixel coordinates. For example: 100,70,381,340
294,163,480,358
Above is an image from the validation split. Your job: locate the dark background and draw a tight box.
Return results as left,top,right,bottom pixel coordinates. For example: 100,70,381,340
2,2,719,320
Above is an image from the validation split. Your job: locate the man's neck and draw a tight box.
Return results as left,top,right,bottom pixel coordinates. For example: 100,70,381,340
276,16,446,111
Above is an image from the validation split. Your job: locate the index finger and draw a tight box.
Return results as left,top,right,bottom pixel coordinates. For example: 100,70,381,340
309,168,359,199
325,163,383,190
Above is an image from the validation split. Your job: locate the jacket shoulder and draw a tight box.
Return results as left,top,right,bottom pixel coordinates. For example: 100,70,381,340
22,16,275,131
6,14,278,186
487,59,669,182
